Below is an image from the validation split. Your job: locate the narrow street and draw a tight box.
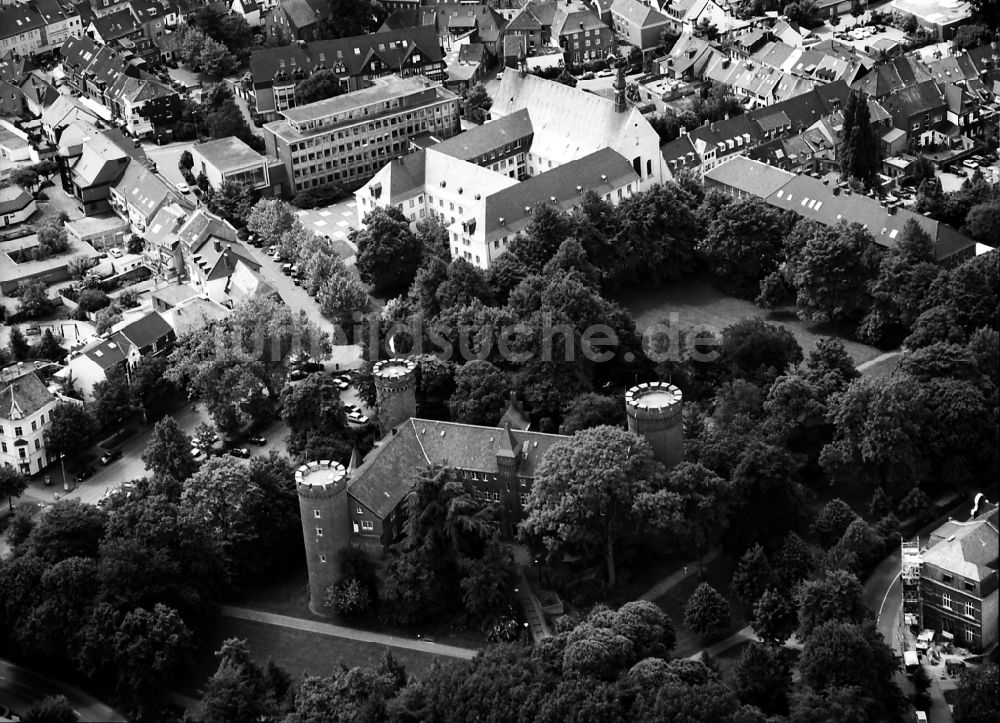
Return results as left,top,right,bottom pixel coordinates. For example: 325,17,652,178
0,658,126,722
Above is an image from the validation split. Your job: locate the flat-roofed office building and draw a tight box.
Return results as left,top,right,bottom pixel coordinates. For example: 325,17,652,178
263,75,460,193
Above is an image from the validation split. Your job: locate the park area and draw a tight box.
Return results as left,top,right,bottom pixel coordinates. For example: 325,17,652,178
618,274,885,368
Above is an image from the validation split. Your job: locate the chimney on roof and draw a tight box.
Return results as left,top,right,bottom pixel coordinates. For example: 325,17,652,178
213,238,221,252
613,63,626,113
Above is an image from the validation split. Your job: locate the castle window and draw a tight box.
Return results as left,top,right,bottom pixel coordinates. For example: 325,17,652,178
356,505,363,514
353,522,359,533
361,520,374,531
964,581,975,592
316,527,323,537
520,494,528,506
942,592,951,608
314,510,321,518
320,554,327,563
943,574,953,584
965,601,975,617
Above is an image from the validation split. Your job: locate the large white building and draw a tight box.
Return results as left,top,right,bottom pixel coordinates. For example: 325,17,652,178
356,68,663,269
1,365,58,476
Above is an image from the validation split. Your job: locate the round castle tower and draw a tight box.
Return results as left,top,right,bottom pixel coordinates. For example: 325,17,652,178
625,382,684,468
295,460,350,615
373,358,417,434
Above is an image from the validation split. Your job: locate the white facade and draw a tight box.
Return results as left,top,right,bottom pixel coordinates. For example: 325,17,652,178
0,368,58,476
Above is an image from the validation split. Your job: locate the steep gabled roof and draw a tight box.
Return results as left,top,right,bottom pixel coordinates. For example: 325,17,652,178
115,311,174,350
1,370,55,420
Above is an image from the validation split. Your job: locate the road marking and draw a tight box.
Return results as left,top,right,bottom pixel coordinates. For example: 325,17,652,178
314,220,327,227
877,571,901,623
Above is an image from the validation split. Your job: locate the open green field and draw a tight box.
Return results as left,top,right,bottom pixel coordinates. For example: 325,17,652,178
182,617,447,698
617,275,883,368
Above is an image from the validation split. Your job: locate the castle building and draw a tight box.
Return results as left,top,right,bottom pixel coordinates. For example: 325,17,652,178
294,367,686,613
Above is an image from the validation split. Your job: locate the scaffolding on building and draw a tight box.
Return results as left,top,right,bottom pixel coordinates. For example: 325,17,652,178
901,538,922,627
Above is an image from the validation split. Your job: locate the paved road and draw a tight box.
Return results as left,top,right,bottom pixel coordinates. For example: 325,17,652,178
639,550,721,602
0,658,126,722
219,605,477,660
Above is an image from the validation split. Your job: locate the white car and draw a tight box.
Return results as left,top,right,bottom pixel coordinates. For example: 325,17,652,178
109,247,123,258
963,159,979,169
176,182,190,193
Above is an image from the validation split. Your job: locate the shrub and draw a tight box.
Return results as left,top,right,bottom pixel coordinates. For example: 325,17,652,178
324,577,372,617
76,288,111,313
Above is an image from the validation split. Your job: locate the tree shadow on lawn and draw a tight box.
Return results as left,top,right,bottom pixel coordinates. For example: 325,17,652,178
651,552,750,660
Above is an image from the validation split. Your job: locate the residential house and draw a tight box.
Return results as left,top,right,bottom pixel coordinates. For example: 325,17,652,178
0,366,58,476
609,0,669,52
19,72,60,116
655,31,723,80
143,201,187,278
852,55,934,100
0,3,46,58
0,185,37,227
880,78,947,144
55,310,177,399
248,26,446,120
505,1,557,55
230,0,263,26
174,208,264,296
263,75,461,194
59,125,146,214
65,213,131,250
703,53,815,108
76,0,133,21
130,0,174,42
551,2,615,66
109,159,188,232
920,503,998,650
86,8,144,46
263,0,333,43
381,4,508,57
677,0,750,39
0,80,22,115
703,155,977,262
447,42,488,91
36,0,85,52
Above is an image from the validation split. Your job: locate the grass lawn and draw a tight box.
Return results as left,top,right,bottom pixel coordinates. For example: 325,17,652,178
651,553,750,659
617,275,883,368
229,560,486,650
181,617,447,698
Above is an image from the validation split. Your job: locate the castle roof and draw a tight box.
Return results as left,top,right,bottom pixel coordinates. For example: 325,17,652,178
348,419,569,518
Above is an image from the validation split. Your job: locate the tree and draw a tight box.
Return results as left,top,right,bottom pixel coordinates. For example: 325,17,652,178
964,200,1000,243
900,14,919,34
317,270,370,328
683,582,731,638
77,602,194,704
752,586,799,645
202,83,253,141
209,180,258,223
838,90,880,188
463,83,492,124
16,556,99,660
0,465,28,511
436,258,493,310
953,23,995,50
17,281,51,318
833,518,884,575
811,499,859,548
91,366,132,430
93,306,123,336
142,416,197,481
449,360,511,426
9,326,30,360
953,663,998,723
717,318,803,387
733,642,791,715
783,1,821,27
791,222,877,323
130,357,175,421
44,402,96,459
31,329,66,362
21,696,78,723
562,393,626,434
247,198,297,246
520,426,659,587
731,544,775,606
796,568,869,640
179,150,193,171
193,639,288,723
352,206,423,294
200,38,239,77
724,442,804,554
294,69,346,105
280,371,348,456
798,620,904,719
27,499,107,563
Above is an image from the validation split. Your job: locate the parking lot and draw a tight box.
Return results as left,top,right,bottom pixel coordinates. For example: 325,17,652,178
292,197,360,261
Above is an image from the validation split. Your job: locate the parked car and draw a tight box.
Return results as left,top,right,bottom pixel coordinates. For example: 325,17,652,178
191,446,205,461
100,449,123,465
230,447,251,458
267,245,278,255
963,159,979,169
596,69,613,78
282,263,293,275
176,182,190,193
581,71,595,80
289,368,309,381
332,375,350,391
249,435,266,446
347,409,369,424
109,246,123,258
74,466,97,483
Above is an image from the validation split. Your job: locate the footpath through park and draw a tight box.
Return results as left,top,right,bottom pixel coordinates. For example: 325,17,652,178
218,605,478,660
